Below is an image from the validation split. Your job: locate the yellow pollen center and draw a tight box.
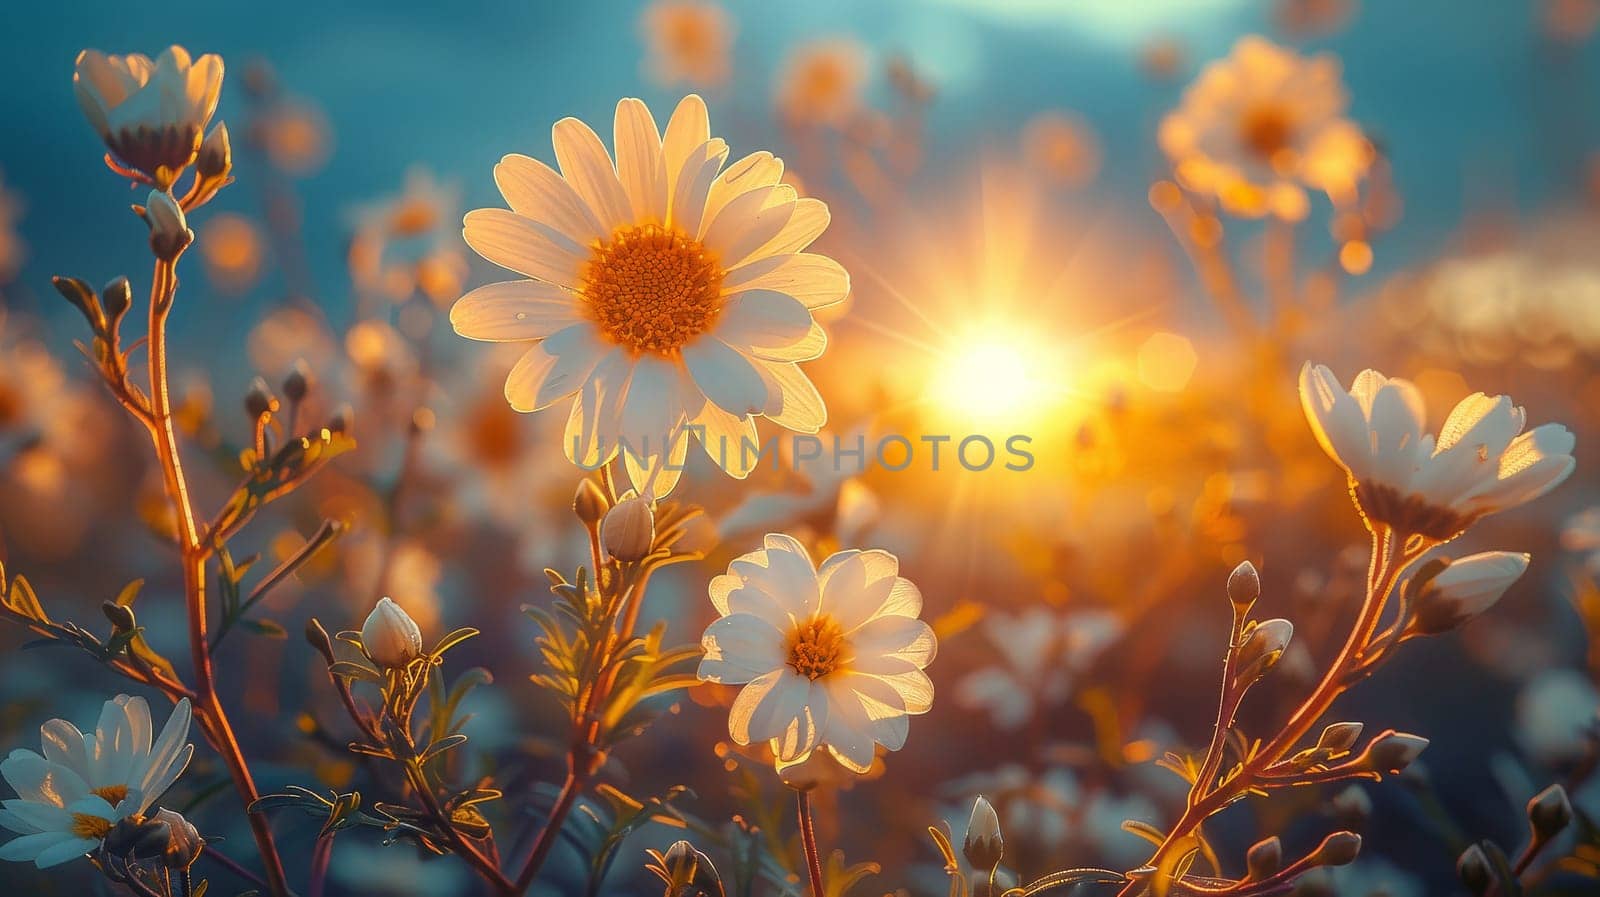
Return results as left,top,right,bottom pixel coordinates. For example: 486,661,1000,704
71,813,113,839
787,616,847,680
92,784,130,804
581,223,724,354
1240,103,1295,161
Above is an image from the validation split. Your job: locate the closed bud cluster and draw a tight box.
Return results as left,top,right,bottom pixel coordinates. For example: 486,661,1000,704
962,795,1004,872
361,596,423,669
602,493,655,563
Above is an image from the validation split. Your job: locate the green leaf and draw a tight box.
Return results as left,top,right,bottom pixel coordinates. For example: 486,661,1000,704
243,618,288,639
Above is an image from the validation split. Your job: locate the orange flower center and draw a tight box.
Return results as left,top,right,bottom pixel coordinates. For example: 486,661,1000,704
582,224,724,354
93,784,131,804
787,616,847,680
1239,103,1295,161
71,813,113,840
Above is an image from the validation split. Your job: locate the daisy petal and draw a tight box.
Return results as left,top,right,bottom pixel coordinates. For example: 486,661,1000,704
613,98,668,223
503,324,611,412
683,338,770,416
724,253,850,309
450,280,584,342
552,116,633,231
494,153,605,246
462,209,585,287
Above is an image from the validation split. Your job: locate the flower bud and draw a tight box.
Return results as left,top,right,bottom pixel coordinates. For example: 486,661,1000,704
152,808,204,869
101,814,172,860
1359,730,1429,774
574,477,608,528
101,276,133,326
245,377,276,420
361,597,423,669
196,123,232,180
1456,843,1493,895
1311,830,1362,867
1527,784,1573,842
52,275,104,329
963,795,1004,872
102,601,137,633
283,359,311,403
1227,560,1261,610
329,403,354,435
1236,618,1293,681
1408,552,1529,636
1329,785,1372,830
1245,835,1281,880
656,840,725,897
602,494,655,563
1311,723,1361,756
145,190,192,260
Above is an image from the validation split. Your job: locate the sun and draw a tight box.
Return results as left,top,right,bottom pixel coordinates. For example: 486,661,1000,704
927,325,1064,427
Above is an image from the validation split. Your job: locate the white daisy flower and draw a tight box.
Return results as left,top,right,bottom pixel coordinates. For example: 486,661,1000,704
451,95,846,496
1299,363,1575,541
73,46,224,187
1159,36,1370,218
697,534,935,773
0,696,193,868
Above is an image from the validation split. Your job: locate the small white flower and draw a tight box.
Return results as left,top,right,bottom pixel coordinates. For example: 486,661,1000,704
362,596,424,669
1299,363,1576,540
0,695,193,868
697,534,935,773
1408,551,1530,635
74,46,224,186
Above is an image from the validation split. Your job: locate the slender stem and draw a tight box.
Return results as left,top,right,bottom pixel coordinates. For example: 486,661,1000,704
202,843,270,891
796,788,826,897
401,755,514,893
1190,612,1248,802
511,766,585,895
307,833,333,897
144,254,289,897
1118,527,1421,896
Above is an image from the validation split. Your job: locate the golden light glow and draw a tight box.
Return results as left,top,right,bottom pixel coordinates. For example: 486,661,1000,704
928,324,1065,426
1137,331,1198,392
